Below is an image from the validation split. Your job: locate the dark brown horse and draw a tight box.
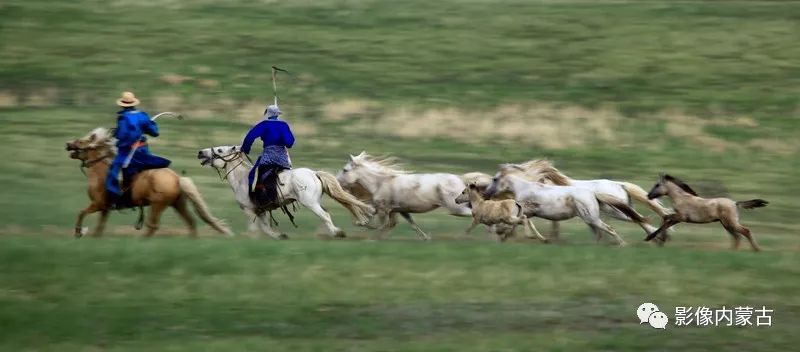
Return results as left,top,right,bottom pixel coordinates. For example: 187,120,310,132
66,127,232,238
645,174,767,251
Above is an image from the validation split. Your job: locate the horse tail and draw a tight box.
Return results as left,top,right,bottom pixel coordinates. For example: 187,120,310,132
619,181,672,217
315,171,375,226
736,199,769,209
595,193,649,224
178,177,233,236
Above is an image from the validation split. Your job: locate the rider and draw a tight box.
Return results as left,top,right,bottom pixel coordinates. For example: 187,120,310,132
106,91,171,209
241,104,295,206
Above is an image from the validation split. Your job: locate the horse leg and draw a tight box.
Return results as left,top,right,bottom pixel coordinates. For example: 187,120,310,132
254,212,287,240
242,207,260,234
588,224,603,243
74,204,100,238
588,218,626,246
400,212,430,240
307,202,346,238
377,212,399,239
724,218,759,252
604,204,661,240
522,217,548,242
721,223,742,250
464,218,479,234
173,197,198,237
91,210,109,237
144,203,167,237
644,215,680,242
550,221,560,241
737,225,760,252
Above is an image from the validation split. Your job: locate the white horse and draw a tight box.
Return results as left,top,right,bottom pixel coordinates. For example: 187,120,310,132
485,168,650,246
504,160,666,239
336,152,471,240
197,146,374,239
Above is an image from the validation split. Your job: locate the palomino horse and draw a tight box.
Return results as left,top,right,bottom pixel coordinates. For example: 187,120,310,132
485,168,652,246
504,159,668,240
66,128,232,237
197,145,374,239
336,152,471,240
644,174,767,251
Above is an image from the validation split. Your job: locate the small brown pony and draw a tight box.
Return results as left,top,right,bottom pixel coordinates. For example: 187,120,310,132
66,127,233,238
645,174,767,251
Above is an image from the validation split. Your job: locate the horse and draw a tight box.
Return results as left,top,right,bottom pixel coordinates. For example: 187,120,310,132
455,184,546,242
484,168,652,246
505,159,668,241
336,151,472,240
66,128,233,237
644,174,767,251
197,145,374,239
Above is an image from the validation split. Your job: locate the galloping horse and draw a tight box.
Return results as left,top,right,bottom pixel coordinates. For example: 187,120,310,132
66,128,232,237
644,174,767,251
336,152,471,240
197,145,374,239
485,168,652,246
505,159,668,240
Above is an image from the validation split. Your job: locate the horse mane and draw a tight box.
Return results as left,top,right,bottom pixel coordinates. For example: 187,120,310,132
353,152,411,175
519,158,553,170
663,174,698,196
518,158,571,185
82,127,115,149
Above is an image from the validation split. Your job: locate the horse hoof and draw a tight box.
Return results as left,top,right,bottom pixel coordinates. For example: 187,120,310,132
74,227,88,238
334,231,346,238
278,234,289,240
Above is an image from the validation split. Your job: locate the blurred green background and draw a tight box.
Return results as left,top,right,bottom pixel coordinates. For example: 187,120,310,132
0,0,798,350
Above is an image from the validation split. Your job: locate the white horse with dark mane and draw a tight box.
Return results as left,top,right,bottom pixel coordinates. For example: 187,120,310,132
336,152,471,240
197,145,374,239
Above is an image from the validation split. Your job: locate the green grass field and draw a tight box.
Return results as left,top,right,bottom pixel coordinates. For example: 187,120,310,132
1,0,799,350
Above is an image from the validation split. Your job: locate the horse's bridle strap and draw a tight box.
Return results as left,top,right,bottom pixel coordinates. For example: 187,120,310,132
210,151,250,181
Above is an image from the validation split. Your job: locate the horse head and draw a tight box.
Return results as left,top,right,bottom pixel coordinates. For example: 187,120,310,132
484,168,516,199
66,127,113,162
197,145,242,169
649,173,698,199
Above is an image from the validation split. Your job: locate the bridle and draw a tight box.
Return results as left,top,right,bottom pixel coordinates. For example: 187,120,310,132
208,149,251,181
70,143,114,174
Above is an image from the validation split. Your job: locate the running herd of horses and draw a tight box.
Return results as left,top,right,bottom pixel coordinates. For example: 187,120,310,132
66,127,768,251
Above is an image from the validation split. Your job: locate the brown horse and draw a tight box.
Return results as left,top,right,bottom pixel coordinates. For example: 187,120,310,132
66,128,233,238
644,174,767,251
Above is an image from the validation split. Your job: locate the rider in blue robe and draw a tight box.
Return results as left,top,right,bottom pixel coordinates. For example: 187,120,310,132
106,92,171,208
241,104,295,203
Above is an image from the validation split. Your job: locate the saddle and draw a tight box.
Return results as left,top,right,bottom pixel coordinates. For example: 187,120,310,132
250,166,297,227
251,166,287,210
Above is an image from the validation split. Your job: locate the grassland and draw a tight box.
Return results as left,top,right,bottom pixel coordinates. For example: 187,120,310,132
1,0,799,350
1,236,799,351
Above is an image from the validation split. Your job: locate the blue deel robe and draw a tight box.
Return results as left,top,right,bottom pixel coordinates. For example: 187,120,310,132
241,118,295,190
106,108,171,196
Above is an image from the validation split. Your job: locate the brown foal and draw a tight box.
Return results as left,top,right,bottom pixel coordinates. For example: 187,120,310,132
644,174,767,251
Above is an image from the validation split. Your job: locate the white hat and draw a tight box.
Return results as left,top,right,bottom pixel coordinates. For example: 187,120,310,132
265,104,282,118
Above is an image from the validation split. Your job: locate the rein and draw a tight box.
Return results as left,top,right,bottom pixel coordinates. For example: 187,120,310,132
73,145,114,176
82,151,113,168
210,151,250,181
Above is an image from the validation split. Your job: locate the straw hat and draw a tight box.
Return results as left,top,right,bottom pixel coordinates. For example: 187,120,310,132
116,91,140,107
